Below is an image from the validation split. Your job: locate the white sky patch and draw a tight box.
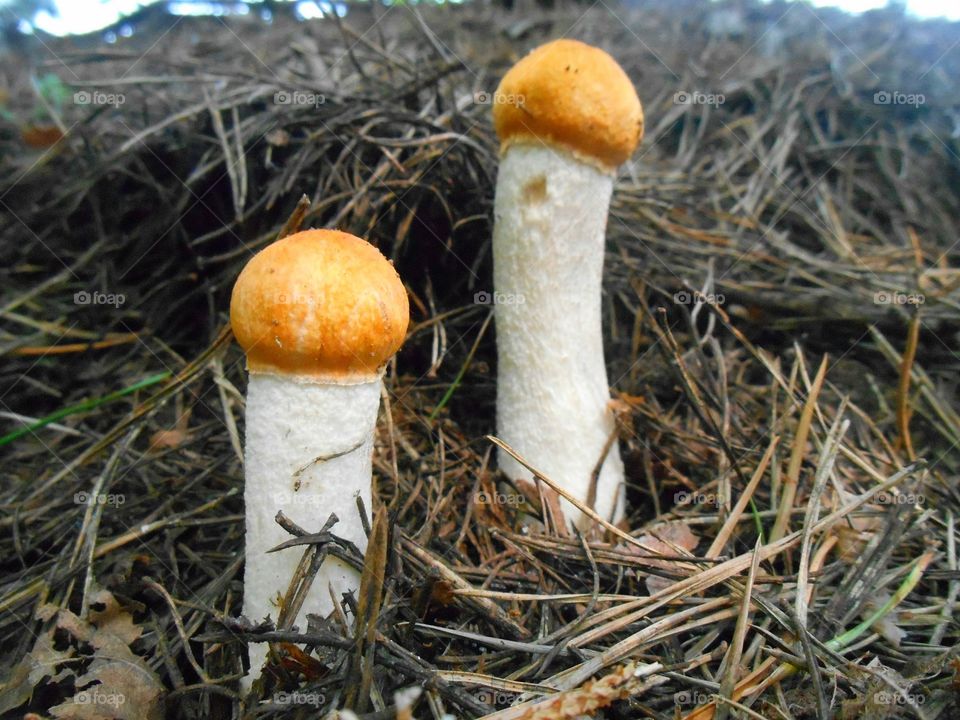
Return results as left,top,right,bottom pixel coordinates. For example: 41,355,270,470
31,0,145,35
903,0,960,20
811,0,892,12
294,1,347,19
810,0,960,18
12,0,960,37
167,2,250,16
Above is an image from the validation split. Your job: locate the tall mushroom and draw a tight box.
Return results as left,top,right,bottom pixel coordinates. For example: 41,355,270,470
491,39,643,529
230,228,408,684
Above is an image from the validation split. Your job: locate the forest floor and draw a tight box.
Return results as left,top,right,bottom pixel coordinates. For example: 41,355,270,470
1,1,959,718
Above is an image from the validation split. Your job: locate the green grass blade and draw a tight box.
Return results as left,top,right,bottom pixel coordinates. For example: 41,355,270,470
0,371,171,448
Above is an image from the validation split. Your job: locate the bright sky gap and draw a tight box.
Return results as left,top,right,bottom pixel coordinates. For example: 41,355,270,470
11,0,960,38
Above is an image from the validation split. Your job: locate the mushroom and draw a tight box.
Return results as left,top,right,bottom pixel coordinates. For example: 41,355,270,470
490,39,643,529
230,228,408,684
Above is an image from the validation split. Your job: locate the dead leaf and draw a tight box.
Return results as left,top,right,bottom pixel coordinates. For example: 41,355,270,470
430,579,456,606
516,477,567,535
0,624,73,714
21,124,64,148
834,516,883,564
148,409,192,452
148,428,191,452
87,589,143,646
51,661,163,720
0,590,164,719
623,523,699,595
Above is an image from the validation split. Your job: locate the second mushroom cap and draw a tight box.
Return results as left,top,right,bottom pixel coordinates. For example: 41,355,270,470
493,38,644,169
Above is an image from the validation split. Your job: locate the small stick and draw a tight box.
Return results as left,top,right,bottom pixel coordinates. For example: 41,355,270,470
10,332,140,356
895,312,920,461
275,194,311,241
770,355,829,542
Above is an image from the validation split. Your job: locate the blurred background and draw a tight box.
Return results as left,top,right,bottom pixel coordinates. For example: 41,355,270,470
4,0,960,38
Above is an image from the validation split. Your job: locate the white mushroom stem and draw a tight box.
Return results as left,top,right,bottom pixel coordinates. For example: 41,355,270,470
493,144,625,528
242,372,380,686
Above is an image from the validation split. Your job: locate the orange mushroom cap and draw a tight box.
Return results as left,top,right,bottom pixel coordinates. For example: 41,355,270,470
230,229,409,380
492,39,644,170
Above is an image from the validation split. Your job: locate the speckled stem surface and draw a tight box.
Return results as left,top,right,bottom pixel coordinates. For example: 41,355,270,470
241,372,379,685
493,144,625,529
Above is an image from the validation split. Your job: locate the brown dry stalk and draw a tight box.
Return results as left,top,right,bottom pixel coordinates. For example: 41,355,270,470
9,332,140,356
549,461,920,690
345,507,389,712
770,355,829,542
715,537,762,720
401,536,530,639
706,435,780,558
895,313,920,461
275,193,311,240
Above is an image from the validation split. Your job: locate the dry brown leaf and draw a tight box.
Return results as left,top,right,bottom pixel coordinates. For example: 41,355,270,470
649,523,699,552
88,590,143,646
516,477,567,535
20,124,64,148
3,591,165,720
430,579,457,606
0,624,73,714
51,661,163,720
147,428,191,452
436,519,458,537
834,517,883,564
626,523,699,595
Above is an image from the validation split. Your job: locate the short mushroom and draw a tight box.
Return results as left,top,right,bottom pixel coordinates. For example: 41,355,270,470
490,39,643,529
230,228,408,684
